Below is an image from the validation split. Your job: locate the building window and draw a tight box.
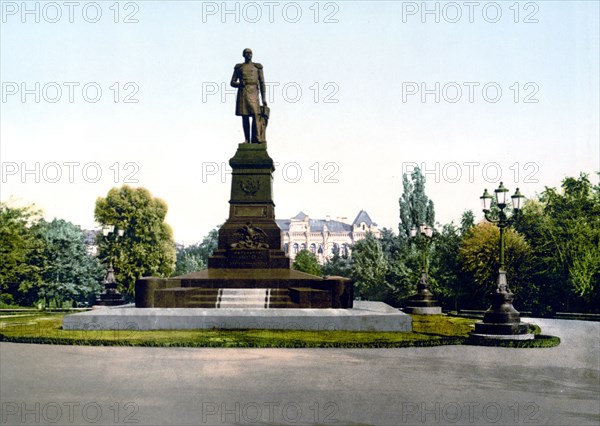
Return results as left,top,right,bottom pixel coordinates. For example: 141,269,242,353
284,243,289,254
293,243,299,254
310,243,316,253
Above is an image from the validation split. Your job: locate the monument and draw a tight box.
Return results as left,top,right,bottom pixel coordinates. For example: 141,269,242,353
134,49,353,309
63,50,411,332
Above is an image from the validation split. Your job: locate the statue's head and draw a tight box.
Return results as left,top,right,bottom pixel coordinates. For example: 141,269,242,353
242,48,253,60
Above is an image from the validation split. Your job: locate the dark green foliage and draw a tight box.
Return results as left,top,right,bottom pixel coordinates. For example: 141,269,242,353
465,334,561,348
292,250,322,276
0,333,468,348
352,165,439,306
37,219,104,307
513,173,600,313
0,204,103,307
174,227,219,276
429,222,465,310
0,203,45,306
350,233,391,301
378,228,417,304
322,244,351,277
460,210,475,234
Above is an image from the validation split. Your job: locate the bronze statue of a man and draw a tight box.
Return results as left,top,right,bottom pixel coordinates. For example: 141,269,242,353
231,48,268,143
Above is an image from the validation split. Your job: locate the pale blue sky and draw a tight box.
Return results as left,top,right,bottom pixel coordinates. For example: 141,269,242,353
1,1,599,243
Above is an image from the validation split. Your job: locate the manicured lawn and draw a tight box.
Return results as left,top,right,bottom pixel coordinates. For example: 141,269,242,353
0,312,557,348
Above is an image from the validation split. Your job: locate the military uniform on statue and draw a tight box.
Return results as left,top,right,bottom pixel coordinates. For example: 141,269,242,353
230,48,268,144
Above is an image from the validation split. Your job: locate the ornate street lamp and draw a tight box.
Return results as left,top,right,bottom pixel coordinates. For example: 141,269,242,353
403,224,441,315
472,182,533,339
96,225,126,307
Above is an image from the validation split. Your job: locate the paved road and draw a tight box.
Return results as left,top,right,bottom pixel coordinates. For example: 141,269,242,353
1,318,598,426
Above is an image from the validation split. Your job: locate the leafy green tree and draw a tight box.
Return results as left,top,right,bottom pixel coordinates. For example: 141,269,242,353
512,199,562,314
351,233,391,301
174,227,219,276
541,174,599,306
389,169,438,305
0,203,45,306
94,186,176,297
322,244,351,277
459,222,532,310
38,219,104,307
292,249,322,276
379,227,402,260
430,210,475,311
399,167,435,240
430,222,462,310
378,228,417,305
175,251,206,276
514,173,600,312
460,210,475,235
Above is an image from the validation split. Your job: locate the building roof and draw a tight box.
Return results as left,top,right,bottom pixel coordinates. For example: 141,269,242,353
277,211,376,233
276,218,352,233
292,211,308,220
352,210,377,227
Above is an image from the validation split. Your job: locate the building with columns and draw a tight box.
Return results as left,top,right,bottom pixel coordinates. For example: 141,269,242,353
276,210,381,264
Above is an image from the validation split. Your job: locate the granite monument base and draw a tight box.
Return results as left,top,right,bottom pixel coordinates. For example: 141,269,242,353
136,270,353,309
62,301,412,332
403,306,442,315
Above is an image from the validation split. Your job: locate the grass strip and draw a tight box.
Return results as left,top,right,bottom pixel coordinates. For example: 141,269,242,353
0,313,558,349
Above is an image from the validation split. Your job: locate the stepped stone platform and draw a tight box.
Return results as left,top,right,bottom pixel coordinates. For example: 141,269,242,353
135,143,353,310
62,301,412,332
136,269,352,309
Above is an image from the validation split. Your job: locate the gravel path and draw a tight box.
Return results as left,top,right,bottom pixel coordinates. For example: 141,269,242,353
1,318,598,425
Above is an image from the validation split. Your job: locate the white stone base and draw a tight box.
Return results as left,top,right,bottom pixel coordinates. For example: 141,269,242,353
62,301,412,332
471,333,535,340
403,306,443,315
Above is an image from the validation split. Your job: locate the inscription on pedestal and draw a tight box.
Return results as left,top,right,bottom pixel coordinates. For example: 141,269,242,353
227,249,271,268
234,206,267,217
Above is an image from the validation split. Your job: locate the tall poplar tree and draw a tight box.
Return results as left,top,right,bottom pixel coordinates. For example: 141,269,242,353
399,167,435,240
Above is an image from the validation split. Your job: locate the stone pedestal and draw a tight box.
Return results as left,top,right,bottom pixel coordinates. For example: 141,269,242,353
135,143,353,309
63,301,411,332
471,271,533,340
208,143,290,269
96,266,126,306
403,271,442,315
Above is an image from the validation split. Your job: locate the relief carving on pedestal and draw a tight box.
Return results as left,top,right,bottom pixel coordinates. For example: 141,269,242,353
240,177,260,196
231,222,270,249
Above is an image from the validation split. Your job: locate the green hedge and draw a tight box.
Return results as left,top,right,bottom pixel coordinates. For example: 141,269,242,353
465,334,561,348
